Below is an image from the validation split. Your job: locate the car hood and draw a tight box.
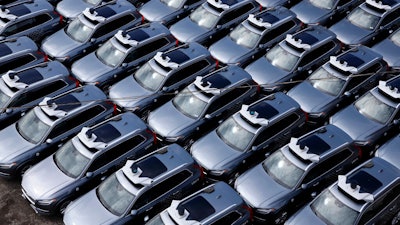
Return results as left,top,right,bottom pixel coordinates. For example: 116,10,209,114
71,53,112,83
108,75,151,109
0,124,35,162
56,0,91,19
22,156,74,200
285,205,326,225
235,164,289,208
63,189,117,225
170,17,209,43
209,36,251,64
41,29,82,58
191,131,242,171
140,0,175,22
329,19,371,45
291,1,329,24
372,39,400,68
245,57,288,86
329,105,382,141
287,81,335,113
148,101,195,137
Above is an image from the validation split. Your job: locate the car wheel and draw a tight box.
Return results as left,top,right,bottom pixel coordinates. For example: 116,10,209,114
20,164,32,176
391,211,400,225
59,200,72,215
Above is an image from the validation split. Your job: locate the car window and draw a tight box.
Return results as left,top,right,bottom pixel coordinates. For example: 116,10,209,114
124,38,171,63
218,3,255,25
344,74,368,92
2,14,52,36
260,20,296,45
210,211,243,225
381,8,400,27
87,135,146,172
337,0,351,7
302,148,353,184
0,54,36,74
253,113,300,146
205,84,252,115
10,80,69,107
49,105,106,138
93,14,137,38
133,170,192,209
359,183,400,224
298,41,336,67
164,60,211,87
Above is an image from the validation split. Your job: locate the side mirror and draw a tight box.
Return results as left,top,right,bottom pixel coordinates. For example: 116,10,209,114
251,146,257,151
216,25,221,29
162,86,169,92
183,5,188,9
131,210,138,216
121,63,128,68
297,66,303,71
394,119,400,125
21,112,26,117
46,139,53,144
205,114,211,119
301,184,308,189
5,108,12,114
86,172,93,178
90,38,96,43
344,91,351,97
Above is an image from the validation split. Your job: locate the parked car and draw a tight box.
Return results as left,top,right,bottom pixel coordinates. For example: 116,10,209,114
21,112,155,215
288,46,387,126
208,6,302,66
109,42,216,115
375,134,400,170
147,65,259,145
169,0,259,45
329,0,400,46
0,36,49,75
0,85,114,178
63,144,204,225
291,0,362,26
235,124,362,224
190,92,306,182
146,181,253,225
0,0,64,41
329,75,400,154
245,25,341,92
139,0,205,26
285,157,400,225
372,27,400,70
41,0,142,63
0,61,78,130
71,22,176,88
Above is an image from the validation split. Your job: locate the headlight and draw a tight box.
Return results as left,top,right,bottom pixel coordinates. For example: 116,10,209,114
38,199,57,205
0,162,17,169
308,112,326,118
256,208,276,214
355,140,371,146
209,169,228,176
166,136,184,142
55,56,70,62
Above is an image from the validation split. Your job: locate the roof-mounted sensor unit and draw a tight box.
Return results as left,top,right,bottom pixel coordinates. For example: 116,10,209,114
154,52,179,69
378,80,400,99
338,175,374,202
330,56,358,73
122,161,153,186
240,104,269,126
115,30,139,47
194,76,222,95
207,0,230,10
366,0,392,10
39,97,68,118
286,34,311,50
167,200,201,225
77,127,108,150
2,71,28,90
288,137,320,162
248,14,272,28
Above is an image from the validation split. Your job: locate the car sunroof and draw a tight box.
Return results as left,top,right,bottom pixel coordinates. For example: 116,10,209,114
182,196,215,222
135,156,167,179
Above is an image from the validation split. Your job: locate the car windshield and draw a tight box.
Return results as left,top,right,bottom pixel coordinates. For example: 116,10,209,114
229,24,261,49
348,7,380,30
266,45,299,71
309,0,336,9
172,87,208,119
190,5,219,29
161,0,185,9
355,92,395,124
263,149,304,189
145,214,166,225
84,0,102,5
390,29,400,46
216,117,255,151
309,67,345,96
311,190,358,225
97,173,135,216
134,62,165,92
96,40,126,67
17,109,50,144
0,89,11,109
54,140,90,178
66,18,94,43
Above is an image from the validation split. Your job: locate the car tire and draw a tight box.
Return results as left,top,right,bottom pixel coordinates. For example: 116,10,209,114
59,200,72,215
20,164,32,176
